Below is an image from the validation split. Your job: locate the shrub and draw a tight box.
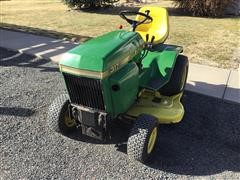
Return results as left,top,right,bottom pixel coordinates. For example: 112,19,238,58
63,0,119,9
173,0,235,17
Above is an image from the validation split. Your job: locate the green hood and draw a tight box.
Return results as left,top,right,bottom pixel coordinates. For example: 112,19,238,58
59,30,144,73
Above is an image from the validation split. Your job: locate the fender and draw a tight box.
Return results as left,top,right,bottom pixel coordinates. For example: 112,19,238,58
139,44,183,90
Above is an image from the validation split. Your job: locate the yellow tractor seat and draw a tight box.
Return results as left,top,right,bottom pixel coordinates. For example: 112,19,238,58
135,6,169,45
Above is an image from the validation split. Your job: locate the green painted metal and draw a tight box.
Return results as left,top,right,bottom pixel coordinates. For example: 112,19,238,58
139,44,183,90
100,62,139,117
109,62,139,116
101,44,181,117
59,30,144,72
59,29,182,118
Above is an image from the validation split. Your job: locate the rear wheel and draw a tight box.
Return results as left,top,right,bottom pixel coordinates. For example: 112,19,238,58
159,55,189,96
127,114,158,163
47,94,76,134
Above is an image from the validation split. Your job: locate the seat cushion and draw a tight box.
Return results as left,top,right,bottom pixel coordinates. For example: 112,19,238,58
135,6,169,44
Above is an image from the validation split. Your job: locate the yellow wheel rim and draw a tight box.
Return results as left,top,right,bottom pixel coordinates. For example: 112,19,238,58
147,127,158,154
64,111,76,128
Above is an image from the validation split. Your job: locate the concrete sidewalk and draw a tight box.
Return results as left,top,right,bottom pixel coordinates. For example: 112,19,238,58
0,29,79,63
0,29,239,104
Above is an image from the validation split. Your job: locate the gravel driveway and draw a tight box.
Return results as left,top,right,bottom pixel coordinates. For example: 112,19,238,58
0,47,240,179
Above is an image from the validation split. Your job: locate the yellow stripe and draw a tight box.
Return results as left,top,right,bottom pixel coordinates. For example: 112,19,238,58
59,65,108,79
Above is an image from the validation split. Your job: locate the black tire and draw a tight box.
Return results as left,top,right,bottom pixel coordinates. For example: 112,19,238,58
159,55,189,96
47,94,76,134
127,114,158,163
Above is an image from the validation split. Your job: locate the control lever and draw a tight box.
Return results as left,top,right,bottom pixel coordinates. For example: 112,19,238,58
151,36,155,43
146,34,149,43
145,35,155,49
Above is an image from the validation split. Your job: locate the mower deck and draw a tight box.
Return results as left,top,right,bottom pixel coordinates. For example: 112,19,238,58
127,91,184,124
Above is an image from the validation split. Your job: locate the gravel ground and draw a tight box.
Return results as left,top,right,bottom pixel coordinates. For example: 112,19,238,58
0,47,240,179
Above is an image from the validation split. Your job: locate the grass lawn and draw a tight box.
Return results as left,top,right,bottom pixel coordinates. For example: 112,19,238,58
1,0,239,69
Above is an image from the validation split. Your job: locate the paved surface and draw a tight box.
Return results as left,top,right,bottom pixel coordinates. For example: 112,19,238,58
0,47,240,179
0,29,78,63
187,64,240,103
0,29,239,104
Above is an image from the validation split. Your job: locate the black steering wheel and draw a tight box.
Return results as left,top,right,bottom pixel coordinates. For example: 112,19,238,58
119,11,152,31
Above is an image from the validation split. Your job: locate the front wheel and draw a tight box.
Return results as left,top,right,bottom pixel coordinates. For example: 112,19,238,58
47,94,76,135
127,114,158,163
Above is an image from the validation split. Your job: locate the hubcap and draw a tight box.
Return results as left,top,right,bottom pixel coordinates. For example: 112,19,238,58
64,111,76,128
147,127,158,154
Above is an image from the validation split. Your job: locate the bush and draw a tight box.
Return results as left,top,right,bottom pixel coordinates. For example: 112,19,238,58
173,0,235,17
63,0,119,9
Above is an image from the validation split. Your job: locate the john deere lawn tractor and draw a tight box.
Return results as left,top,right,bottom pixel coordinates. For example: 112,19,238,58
48,6,189,163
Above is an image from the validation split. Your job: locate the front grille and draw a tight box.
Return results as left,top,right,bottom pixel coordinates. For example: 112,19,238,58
63,73,105,110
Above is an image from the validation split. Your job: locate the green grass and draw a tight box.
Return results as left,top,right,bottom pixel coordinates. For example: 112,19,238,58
1,0,239,69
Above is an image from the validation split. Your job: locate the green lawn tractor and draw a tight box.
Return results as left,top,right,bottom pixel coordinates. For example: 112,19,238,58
48,6,189,163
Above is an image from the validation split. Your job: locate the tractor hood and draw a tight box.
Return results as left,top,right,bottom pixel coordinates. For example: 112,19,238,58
59,30,144,78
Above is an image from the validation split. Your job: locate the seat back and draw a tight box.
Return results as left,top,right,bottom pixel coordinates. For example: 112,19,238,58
135,6,169,44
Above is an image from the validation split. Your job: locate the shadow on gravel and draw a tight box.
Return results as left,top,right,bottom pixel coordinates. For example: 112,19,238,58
0,47,58,73
65,91,240,176
148,91,240,175
0,106,35,117
66,120,131,145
